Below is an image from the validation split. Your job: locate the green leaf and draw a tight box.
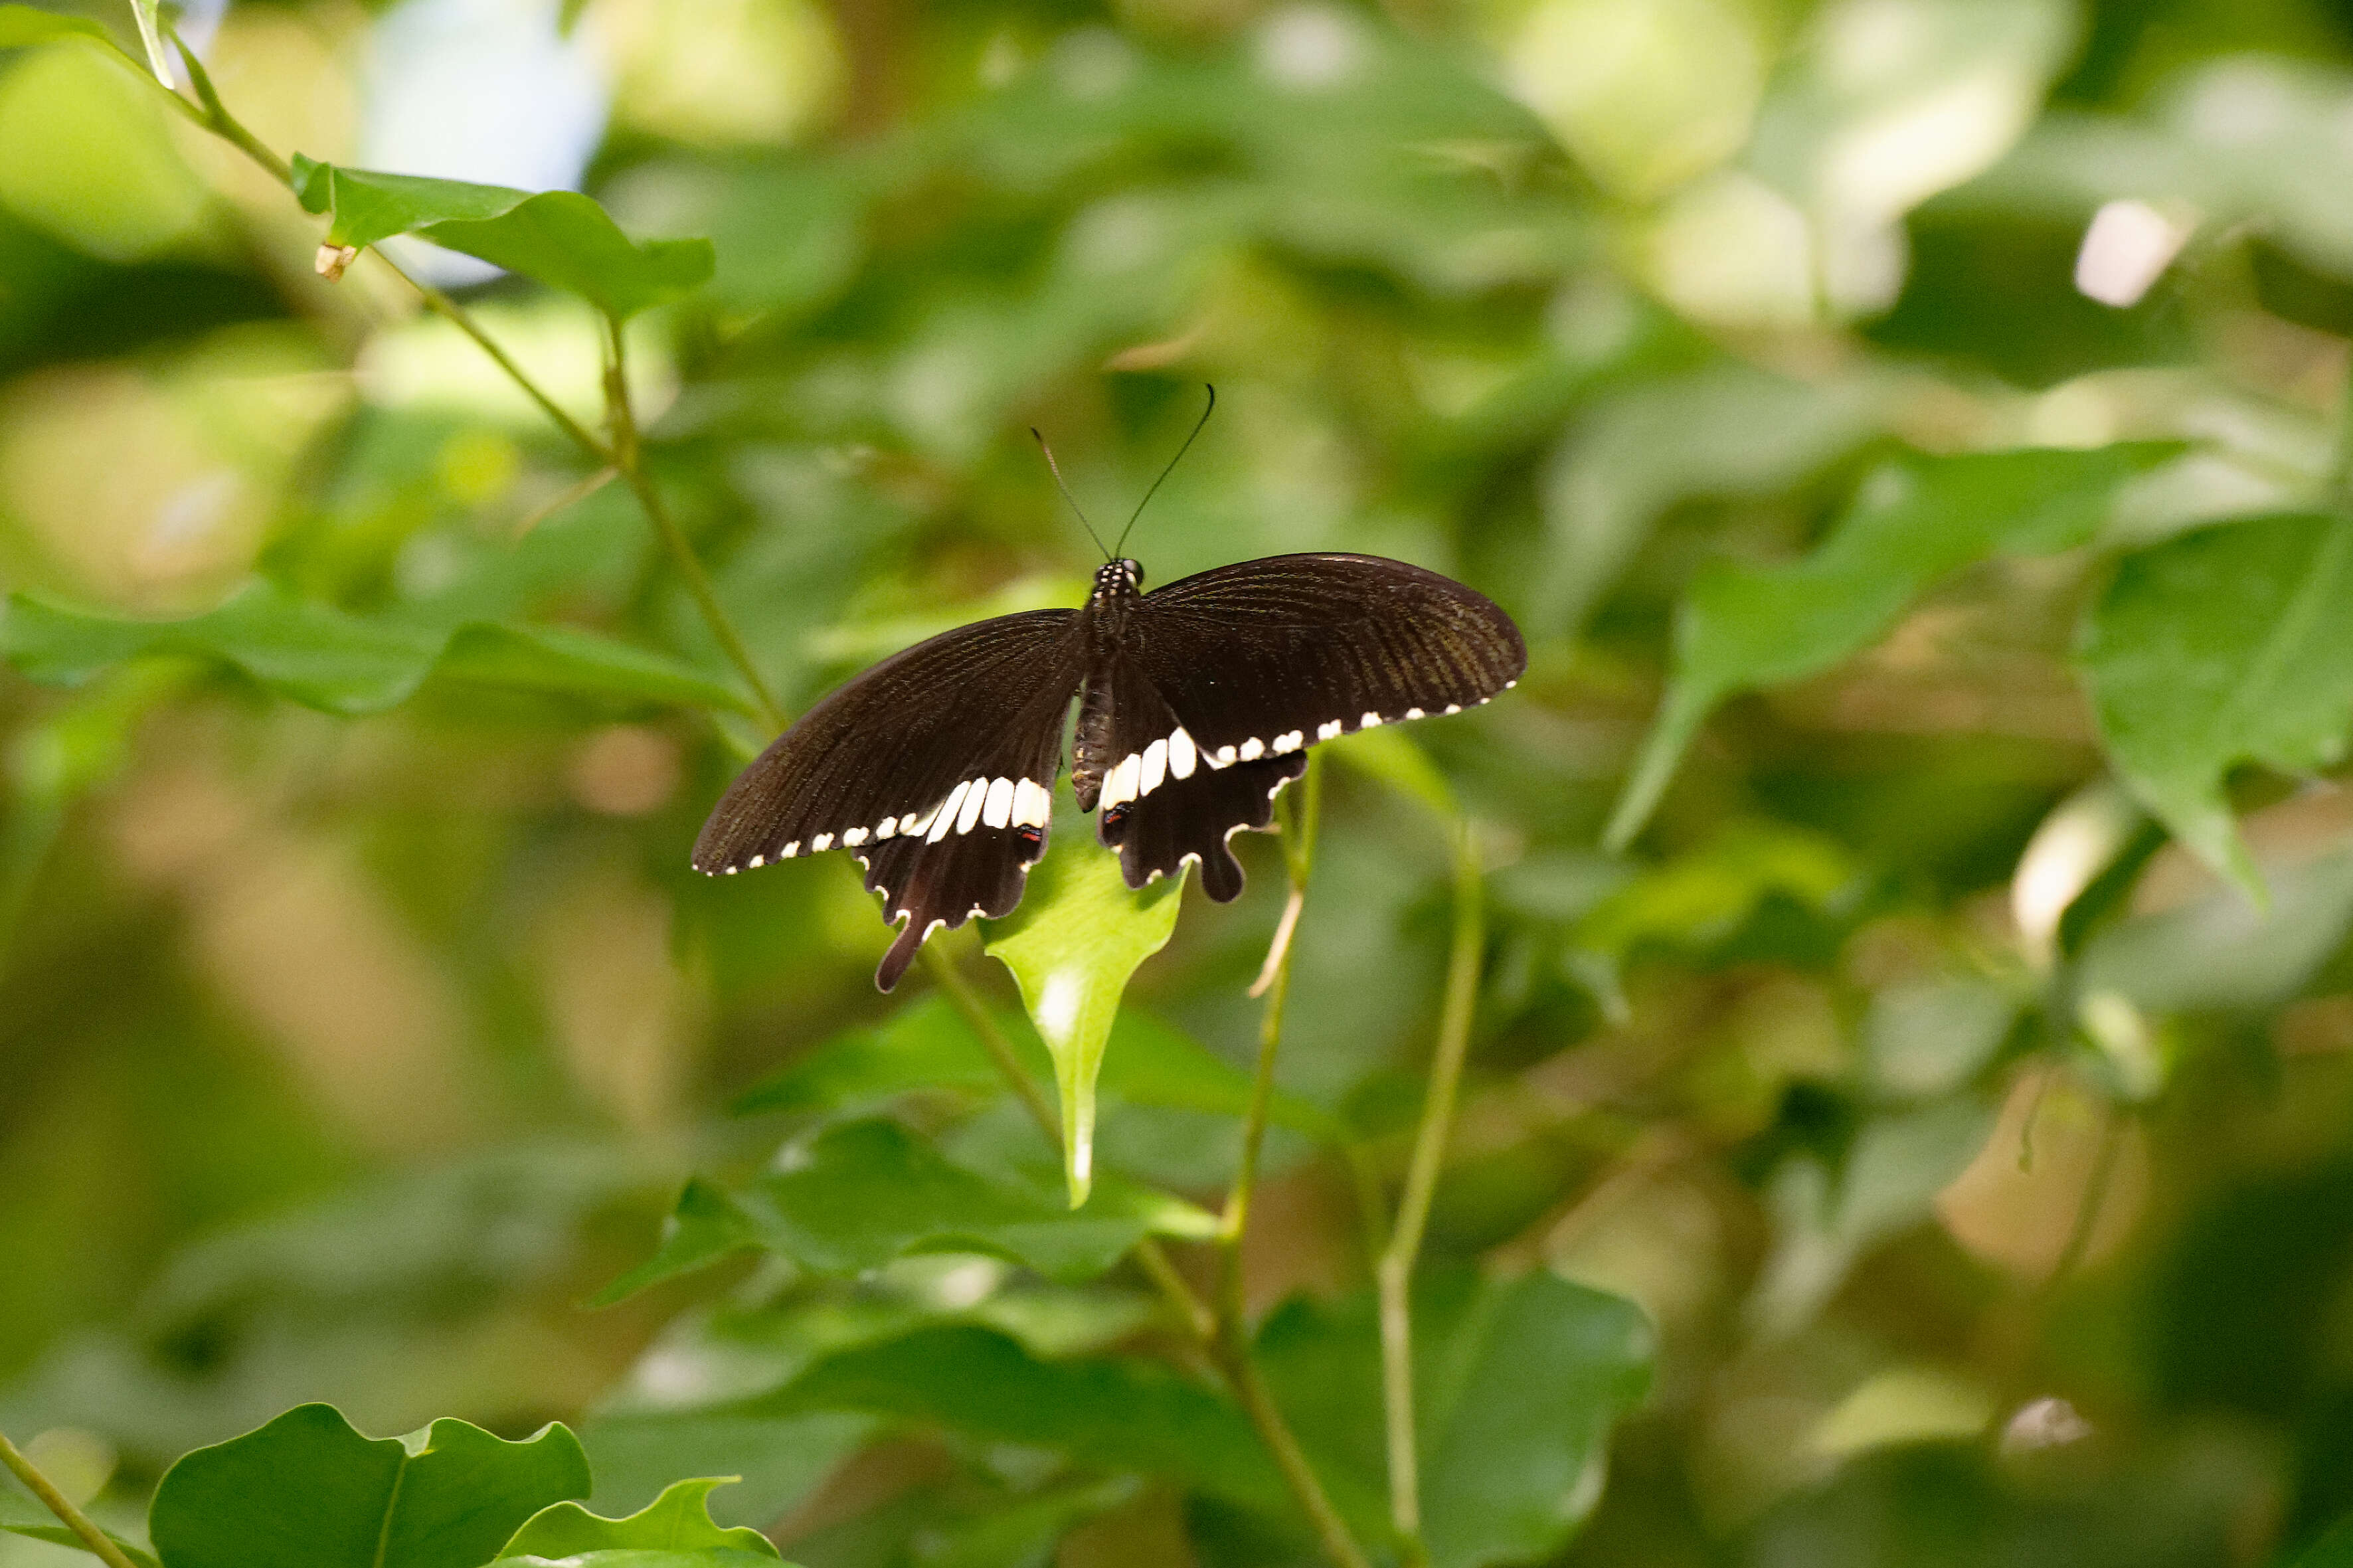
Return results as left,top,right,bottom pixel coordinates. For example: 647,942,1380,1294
1257,1270,1652,1568
501,1544,786,1553
2291,1510,2353,1567
731,994,1342,1141
1605,442,2181,849
148,1404,591,1568
287,156,714,319
592,1119,1210,1302
1328,723,1457,822
496,1478,778,1560
0,1484,159,1568
984,829,1187,1205
2,587,750,717
2080,512,2353,896
0,5,114,46
2077,843,2353,1015
761,1324,1370,1525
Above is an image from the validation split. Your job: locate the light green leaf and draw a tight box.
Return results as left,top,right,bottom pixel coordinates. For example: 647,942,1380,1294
148,1404,591,1568
2077,843,2353,1014
1606,442,2182,849
0,5,115,47
1257,1270,1654,1568
287,156,714,319
2,587,750,717
2080,512,2353,896
496,1478,778,1560
984,831,1186,1205
591,1119,1211,1302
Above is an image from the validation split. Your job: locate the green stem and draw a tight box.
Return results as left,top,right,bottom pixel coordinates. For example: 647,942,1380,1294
1375,818,1484,1557
0,1432,142,1568
1203,755,1369,1568
2332,349,2353,505
603,316,786,734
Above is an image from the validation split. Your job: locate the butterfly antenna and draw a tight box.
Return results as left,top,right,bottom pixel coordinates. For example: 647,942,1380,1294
1032,427,1111,562
1112,384,1215,557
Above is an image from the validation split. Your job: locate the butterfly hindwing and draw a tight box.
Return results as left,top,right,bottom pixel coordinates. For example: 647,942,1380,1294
1085,553,1522,898
691,609,1083,990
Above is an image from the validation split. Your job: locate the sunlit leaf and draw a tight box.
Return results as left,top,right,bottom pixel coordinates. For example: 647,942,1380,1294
149,1405,590,1568
2080,513,2353,896
0,5,116,47
287,157,714,319
495,1478,778,1560
1606,442,2182,849
983,830,1186,1205
591,1118,1211,1302
2,587,751,717
1257,1270,1653,1568
1329,723,1456,822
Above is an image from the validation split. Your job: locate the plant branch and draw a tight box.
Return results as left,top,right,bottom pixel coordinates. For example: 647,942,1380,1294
0,1432,143,1568
603,315,786,733
127,0,173,89
165,37,784,736
1201,754,1369,1568
1375,817,1484,1555
2332,347,2353,506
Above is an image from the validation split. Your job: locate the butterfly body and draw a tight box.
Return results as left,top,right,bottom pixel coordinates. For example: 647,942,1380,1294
694,552,1525,990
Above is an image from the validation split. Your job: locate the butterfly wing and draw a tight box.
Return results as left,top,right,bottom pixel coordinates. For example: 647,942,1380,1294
1096,553,1524,895
693,609,1083,990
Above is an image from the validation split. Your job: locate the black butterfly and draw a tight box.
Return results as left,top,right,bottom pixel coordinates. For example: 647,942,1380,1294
693,409,1525,990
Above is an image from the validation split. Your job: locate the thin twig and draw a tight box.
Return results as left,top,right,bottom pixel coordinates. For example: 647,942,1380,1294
161,43,788,739
0,1432,143,1568
1203,755,1369,1568
1375,819,1484,1557
921,943,1059,1140
510,466,618,539
603,315,786,733
127,0,173,88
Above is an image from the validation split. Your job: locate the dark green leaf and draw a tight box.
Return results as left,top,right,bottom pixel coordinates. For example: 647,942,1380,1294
593,1119,1211,1301
287,157,714,318
1258,1270,1652,1568
495,1478,778,1559
1607,442,2182,849
731,994,1340,1141
2,587,750,717
148,1404,590,1568
984,828,1186,1204
501,1544,786,1553
760,1324,1379,1525
2080,512,2353,894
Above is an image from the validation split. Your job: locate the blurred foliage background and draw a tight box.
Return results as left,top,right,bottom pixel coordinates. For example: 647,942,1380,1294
7,0,2353,1560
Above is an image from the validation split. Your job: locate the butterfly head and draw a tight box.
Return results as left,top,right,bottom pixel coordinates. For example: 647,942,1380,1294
1093,559,1144,600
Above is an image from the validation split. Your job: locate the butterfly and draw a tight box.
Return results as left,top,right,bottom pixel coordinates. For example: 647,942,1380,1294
693,398,1527,991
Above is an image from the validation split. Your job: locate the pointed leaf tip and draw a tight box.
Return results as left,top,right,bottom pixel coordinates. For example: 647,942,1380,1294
984,831,1185,1205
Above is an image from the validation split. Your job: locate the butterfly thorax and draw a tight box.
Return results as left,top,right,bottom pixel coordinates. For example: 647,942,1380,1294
1070,558,1145,812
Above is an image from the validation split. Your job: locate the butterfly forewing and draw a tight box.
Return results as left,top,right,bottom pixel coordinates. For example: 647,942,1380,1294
693,608,1083,990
